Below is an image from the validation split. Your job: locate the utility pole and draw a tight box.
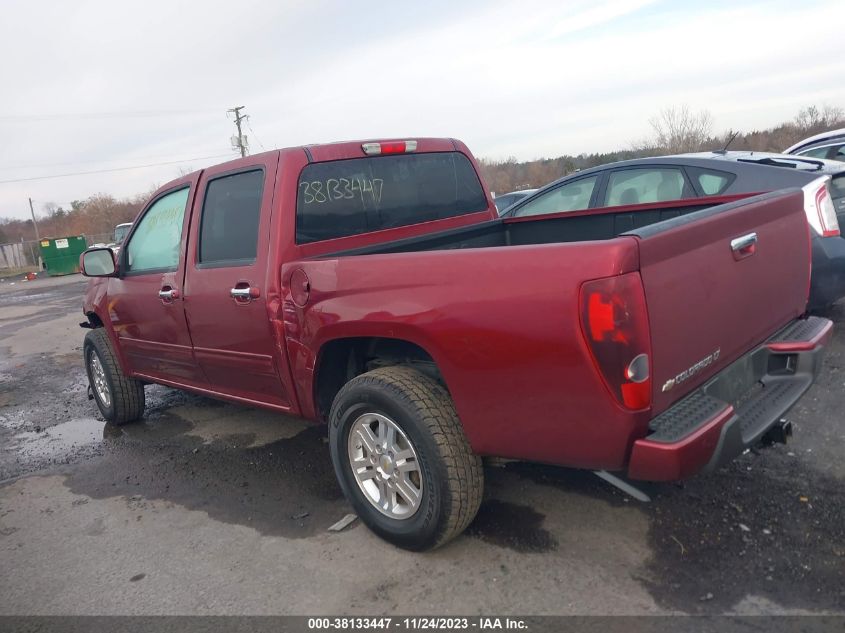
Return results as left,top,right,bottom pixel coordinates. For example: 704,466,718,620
28,198,40,241
227,106,248,157
28,198,43,270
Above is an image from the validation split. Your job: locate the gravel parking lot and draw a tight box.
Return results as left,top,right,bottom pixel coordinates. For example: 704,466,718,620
0,274,843,615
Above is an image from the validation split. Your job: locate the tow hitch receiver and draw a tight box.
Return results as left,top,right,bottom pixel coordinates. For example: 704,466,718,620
761,419,792,446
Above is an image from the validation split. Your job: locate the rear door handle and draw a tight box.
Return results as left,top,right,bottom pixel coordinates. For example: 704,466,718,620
158,287,179,301
730,232,757,260
230,285,260,303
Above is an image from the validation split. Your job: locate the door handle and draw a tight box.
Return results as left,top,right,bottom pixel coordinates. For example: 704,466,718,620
158,287,179,300
730,232,757,260
230,286,260,303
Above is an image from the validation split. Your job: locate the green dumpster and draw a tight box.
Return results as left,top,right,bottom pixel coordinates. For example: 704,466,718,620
38,235,87,276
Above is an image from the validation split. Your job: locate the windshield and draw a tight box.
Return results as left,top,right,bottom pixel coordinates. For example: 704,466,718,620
296,152,488,243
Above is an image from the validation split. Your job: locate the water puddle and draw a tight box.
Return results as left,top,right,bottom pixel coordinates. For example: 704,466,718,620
64,424,347,539
13,417,106,460
170,403,308,448
0,289,66,305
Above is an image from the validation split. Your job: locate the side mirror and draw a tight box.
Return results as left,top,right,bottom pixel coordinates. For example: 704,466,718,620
80,247,117,277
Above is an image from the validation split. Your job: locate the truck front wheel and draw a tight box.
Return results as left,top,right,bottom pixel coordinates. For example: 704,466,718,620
83,328,145,425
328,366,483,551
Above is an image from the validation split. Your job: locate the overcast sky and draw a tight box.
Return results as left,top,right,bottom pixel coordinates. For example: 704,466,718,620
1,0,844,221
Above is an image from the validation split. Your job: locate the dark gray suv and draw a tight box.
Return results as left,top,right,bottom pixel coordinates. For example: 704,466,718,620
503,152,845,309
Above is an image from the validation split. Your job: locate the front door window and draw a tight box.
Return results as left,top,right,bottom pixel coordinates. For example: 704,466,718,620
125,187,189,273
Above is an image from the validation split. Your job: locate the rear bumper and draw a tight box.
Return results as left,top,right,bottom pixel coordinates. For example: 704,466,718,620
809,234,845,310
627,316,832,481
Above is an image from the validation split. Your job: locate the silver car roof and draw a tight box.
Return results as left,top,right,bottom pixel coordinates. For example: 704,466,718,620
783,128,845,154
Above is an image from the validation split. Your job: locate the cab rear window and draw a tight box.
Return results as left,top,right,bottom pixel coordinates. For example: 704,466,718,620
296,152,488,244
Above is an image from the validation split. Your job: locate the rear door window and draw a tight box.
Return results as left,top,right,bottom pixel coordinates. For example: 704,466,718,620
604,168,689,207
296,152,487,243
511,176,598,217
686,167,736,196
198,169,264,265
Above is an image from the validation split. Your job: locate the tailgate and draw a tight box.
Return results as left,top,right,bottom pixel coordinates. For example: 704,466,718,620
629,189,811,415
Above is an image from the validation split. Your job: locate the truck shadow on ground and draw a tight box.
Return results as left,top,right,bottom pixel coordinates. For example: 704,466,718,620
465,497,559,554
61,394,567,555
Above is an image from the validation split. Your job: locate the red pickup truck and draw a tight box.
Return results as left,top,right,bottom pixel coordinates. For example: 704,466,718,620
80,138,832,550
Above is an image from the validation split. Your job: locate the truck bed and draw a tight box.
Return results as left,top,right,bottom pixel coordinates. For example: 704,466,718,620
321,195,738,257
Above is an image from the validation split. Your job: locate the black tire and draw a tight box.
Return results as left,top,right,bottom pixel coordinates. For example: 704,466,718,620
328,366,483,551
83,328,145,425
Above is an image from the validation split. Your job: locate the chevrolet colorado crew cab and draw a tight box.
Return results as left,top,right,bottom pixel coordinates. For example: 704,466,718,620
79,138,833,550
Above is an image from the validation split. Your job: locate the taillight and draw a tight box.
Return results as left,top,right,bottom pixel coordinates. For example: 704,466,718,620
815,185,840,237
361,140,418,155
579,272,652,410
802,177,840,237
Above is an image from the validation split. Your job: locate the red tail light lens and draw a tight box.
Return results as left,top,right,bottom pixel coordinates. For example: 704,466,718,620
579,272,652,410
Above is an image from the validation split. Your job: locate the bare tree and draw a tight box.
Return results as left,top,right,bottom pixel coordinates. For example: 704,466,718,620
648,105,714,153
42,202,65,218
794,105,844,132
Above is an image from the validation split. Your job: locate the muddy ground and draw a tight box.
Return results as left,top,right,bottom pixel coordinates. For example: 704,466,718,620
0,274,842,615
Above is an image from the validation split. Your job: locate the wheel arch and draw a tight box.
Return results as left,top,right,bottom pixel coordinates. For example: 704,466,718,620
84,311,104,328
82,308,132,376
313,336,447,422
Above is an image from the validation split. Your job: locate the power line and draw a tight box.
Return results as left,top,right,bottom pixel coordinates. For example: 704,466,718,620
0,153,233,185
0,109,221,122
245,116,266,152
0,151,235,172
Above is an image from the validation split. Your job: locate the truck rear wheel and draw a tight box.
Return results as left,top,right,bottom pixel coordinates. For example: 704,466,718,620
328,366,483,551
83,328,145,425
